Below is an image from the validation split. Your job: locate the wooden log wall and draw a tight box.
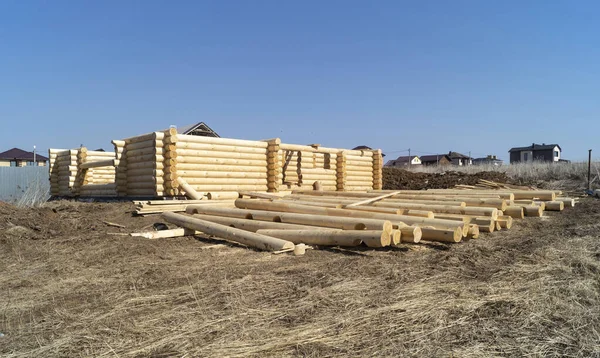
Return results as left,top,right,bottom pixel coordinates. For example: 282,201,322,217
175,135,270,193
49,132,383,197
49,149,78,196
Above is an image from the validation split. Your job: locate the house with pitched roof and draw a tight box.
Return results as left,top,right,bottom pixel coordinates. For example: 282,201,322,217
508,143,562,163
0,148,48,167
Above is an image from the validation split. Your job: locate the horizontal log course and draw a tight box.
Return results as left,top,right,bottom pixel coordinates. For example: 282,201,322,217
80,159,119,169
162,212,294,251
127,139,163,151
126,168,159,177
126,146,158,157
127,182,162,190
345,155,374,163
344,163,374,170
126,188,161,196
170,171,268,180
125,153,164,163
188,185,269,192
369,190,514,200
181,178,268,186
124,131,164,144
174,149,266,161
176,135,269,148
175,164,267,172
343,186,375,192
176,142,268,154
420,227,463,243
177,156,267,166
80,183,117,190
279,143,340,154
255,229,386,247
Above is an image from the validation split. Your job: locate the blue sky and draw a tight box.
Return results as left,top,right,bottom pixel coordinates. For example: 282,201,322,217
1,0,598,161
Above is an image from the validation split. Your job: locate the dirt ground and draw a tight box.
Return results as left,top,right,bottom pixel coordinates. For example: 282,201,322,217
1,199,600,357
383,168,514,190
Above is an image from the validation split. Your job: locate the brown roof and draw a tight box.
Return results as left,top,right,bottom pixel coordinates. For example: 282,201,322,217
0,148,48,161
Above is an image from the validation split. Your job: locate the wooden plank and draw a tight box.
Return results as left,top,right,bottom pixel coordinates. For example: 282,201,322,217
343,191,401,208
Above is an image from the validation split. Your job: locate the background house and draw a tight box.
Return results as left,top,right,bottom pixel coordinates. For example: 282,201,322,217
0,148,48,167
473,155,503,166
385,155,421,167
177,122,220,137
508,143,561,163
448,151,473,166
420,154,452,166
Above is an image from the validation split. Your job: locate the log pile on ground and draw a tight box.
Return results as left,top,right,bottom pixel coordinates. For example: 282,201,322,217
131,187,576,254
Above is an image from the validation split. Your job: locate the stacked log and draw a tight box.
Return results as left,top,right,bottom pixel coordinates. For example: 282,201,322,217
176,135,269,193
372,149,383,190
344,150,374,191
112,140,127,196
124,132,164,197
162,128,178,196
49,149,78,196
264,138,281,192
336,150,347,191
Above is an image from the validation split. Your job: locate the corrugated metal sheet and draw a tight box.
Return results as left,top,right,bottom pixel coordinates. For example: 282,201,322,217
0,167,50,203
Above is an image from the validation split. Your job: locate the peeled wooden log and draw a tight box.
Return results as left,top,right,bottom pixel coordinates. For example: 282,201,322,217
556,198,575,207
256,229,387,247
176,142,268,154
187,205,392,232
175,135,268,148
162,212,294,251
503,206,525,219
130,228,195,239
234,199,465,233
190,214,340,232
124,131,164,144
188,185,269,192
372,201,498,219
513,199,534,205
177,157,268,166
523,206,544,217
496,215,513,229
470,217,495,233
183,178,267,185
467,225,480,239
175,170,268,179
177,177,203,200
176,149,266,160
403,209,435,218
390,230,401,245
400,226,422,243
420,227,462,243
544,201,565,211
206,192,241,200
79,159,118,169
176,164,267,172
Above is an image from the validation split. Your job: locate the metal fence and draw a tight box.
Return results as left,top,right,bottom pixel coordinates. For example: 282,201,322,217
0,167,50,204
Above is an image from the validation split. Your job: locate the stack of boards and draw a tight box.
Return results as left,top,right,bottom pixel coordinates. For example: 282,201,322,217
130,188,576,254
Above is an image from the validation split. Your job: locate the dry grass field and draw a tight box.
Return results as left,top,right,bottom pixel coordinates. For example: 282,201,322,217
1,196,600,357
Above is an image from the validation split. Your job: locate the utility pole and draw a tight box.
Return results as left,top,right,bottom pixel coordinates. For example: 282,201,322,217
468,151,471,165
408,148,411,166
33,145,36,164
588,149,592,191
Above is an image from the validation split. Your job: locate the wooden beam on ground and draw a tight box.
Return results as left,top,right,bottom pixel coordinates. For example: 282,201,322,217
343,191,401,208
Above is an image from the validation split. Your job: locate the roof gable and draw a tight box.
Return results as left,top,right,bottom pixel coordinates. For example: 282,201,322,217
0,148,49,161
509,143,561,152
420,154,451,162
178,122,220,137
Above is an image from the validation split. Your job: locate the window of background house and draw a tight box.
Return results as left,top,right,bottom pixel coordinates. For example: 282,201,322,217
10,161,16,167
554,151,559,158
524,153,529,161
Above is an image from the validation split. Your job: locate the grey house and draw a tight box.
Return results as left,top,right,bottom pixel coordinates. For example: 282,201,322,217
508,143,561,163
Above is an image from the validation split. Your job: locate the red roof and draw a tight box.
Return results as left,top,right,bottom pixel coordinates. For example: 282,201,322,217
0,148,48,161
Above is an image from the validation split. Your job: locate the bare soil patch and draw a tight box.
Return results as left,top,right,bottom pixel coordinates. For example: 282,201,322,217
1,199,600,357
383,167,514,190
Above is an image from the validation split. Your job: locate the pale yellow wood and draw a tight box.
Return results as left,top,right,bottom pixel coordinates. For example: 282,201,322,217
162,212,294,251
344,191,401,207
206,192,241,200
420,227,462,243
176,142,268,154
190,214,340,232
176,177,203,200
177,156,267,166
255,229,382,247
177,135,269,148
183,178,267,185
496,216,513,229
400,226,422,243
503,206,525,219
544,201,564,211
